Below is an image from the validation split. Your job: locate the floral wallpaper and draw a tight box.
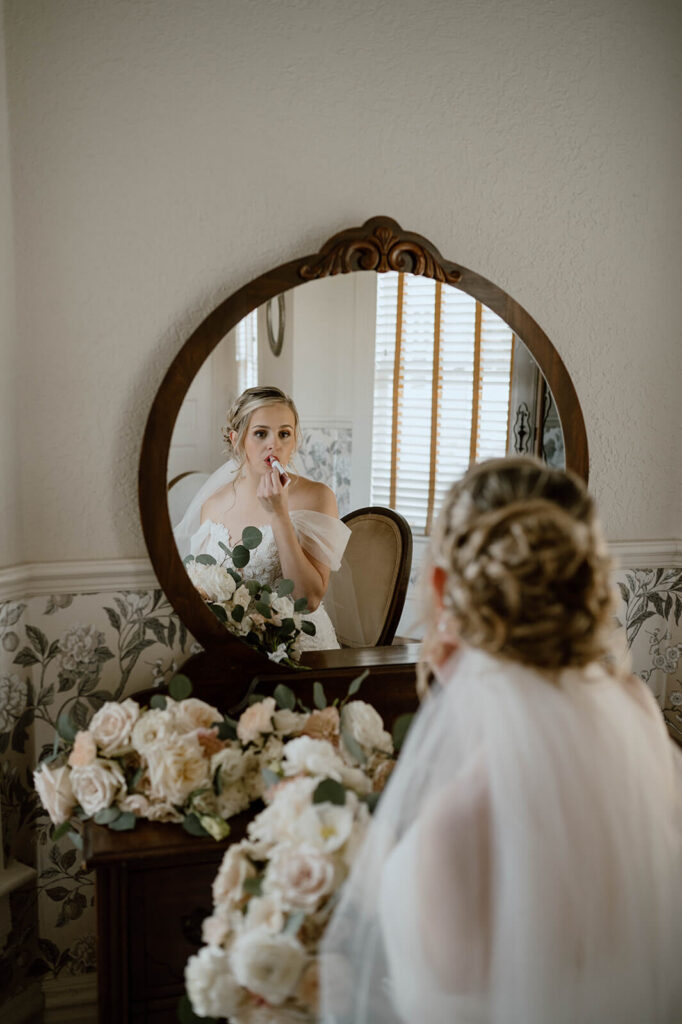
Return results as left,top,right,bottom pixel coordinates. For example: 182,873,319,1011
0,564,680,1015
0,589,195,1011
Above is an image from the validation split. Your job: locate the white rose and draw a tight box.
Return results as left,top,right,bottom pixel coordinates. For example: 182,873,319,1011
131,708,176,754
247,777,318,849
118,793,150,817
211,745,247,786
216,780,251,820
282,736,347,780
272,709,307,736
295,800,356,853
237,697,276,746
213,844,257,907
229,925,306,1005
187,561,238,604
89,698,140,754
70,759,126,817
244,893,285,934
185,945,245,1019
267,644,289,663
146,800,183,823
232,584,252,611
271,594,295,618
146,734,210,806
33,764,76,825
264,843,336,911
261,734,284,767
67,730,98,768
341,701,393,758
172,697,221,734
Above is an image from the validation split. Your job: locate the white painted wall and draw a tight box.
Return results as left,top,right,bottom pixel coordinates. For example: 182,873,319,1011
3,0,680,566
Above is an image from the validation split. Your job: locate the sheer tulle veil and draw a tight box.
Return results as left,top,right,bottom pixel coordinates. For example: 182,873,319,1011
320,645,682,1024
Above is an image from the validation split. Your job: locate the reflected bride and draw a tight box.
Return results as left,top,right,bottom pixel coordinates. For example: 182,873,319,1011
173,386,350,653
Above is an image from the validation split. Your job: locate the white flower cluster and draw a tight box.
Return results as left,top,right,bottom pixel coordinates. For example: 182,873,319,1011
33,694,231,833
185,556,312,665
185,698,395,1022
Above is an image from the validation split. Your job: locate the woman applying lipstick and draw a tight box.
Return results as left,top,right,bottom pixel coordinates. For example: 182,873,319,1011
173,386,350,650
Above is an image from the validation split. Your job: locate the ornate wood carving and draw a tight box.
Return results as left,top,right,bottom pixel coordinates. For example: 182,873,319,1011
299,216,462,284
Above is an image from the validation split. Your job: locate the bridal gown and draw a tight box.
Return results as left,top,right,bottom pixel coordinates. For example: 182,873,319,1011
321,647,682,1024
189,509,350,651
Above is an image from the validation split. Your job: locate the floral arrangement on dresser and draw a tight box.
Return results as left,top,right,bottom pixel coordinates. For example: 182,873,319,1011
183,683,400,1024
184,526,315,667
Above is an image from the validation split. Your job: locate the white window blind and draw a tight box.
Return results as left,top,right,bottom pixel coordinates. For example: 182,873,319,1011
236,310,258,393
370,272,514,534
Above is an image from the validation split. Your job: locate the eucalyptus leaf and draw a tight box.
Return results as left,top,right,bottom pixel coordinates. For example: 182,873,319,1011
294,597,309,613
243,876,263,896
182,813,210,838
300,620,316,636
392,712,415,752
56,711,77,743
274,684,296,710
169,674,193,701
149,694,167,710
261,766,281,789
50,821,72,842
347,668,369,697
244,579,260,596
68,830,84,851
94,807,122,825
362,791,381,813
284,910,305,936
232,545,250,569
209,603,228,623
241,526,263,550
254,601,272,618
313,777,347,805
258,589,272,605
313,681,327,710
183,554,195,564
231,604,245,623
195,553,217,565
218,541,231,555
226,567,241,584
276,578,295,597
108,811,136,832
341,726,367,765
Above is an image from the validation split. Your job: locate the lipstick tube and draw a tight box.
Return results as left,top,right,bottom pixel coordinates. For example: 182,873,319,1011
265,455,290,486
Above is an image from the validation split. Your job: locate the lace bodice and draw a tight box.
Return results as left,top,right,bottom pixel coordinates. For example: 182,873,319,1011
189,514,349,651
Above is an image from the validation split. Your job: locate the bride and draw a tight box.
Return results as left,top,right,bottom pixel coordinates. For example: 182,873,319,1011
321,457,682,1023
173,385,350,651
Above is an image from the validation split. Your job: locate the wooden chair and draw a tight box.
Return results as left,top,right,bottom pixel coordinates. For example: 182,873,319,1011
325,506,413,647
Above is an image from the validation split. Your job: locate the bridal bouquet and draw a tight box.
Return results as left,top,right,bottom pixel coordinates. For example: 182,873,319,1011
184,526,315,667
183,688,398,1024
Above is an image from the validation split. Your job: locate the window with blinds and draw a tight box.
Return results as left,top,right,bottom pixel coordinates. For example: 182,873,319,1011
370,272,514,535
236,309,258,393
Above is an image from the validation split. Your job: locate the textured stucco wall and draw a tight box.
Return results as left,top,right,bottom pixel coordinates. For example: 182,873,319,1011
3,0,681,565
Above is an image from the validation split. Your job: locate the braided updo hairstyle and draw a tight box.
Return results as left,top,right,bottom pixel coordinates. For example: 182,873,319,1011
222,386,301,470
427,457,615,674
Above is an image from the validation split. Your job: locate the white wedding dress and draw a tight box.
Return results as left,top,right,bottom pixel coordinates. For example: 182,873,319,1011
189,511,350,651
321,647,682,1024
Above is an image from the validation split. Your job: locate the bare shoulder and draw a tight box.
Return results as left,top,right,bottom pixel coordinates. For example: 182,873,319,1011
290,477,339,517
200,482,232,523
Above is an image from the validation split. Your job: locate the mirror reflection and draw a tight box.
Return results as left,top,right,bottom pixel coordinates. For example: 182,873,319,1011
168,273,565,650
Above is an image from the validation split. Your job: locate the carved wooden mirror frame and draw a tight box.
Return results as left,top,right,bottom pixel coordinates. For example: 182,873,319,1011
139,216,588,668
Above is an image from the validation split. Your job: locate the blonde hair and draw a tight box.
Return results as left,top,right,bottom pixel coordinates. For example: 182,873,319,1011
222,386,301,470
422,457,615,686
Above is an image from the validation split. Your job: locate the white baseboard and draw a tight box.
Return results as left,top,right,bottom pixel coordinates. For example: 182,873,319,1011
42,973,97,1024
2,982,43,1024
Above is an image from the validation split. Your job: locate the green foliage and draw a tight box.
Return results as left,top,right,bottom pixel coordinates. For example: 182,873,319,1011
313,681,327,709
108,811,136,832
300,620,316,636
241,526,263,550
93,807,121,825
182,813,211,838
195,554,217,566
276,578,295,597
231,544,250,569
169,673,193,701
392,712,415,752
313,777,347,805
274,683,296,710
150,694,167,710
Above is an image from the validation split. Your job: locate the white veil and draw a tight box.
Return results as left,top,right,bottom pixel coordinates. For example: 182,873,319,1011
172,459,241,560
320,646,682,1024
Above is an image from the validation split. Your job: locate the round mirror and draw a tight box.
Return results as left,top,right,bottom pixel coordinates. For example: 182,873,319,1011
140,217,587,658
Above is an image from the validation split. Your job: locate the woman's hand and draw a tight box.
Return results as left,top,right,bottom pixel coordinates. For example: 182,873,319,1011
256,467,290,519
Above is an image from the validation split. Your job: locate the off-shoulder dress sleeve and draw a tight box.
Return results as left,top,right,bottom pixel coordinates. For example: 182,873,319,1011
289,510,351,571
